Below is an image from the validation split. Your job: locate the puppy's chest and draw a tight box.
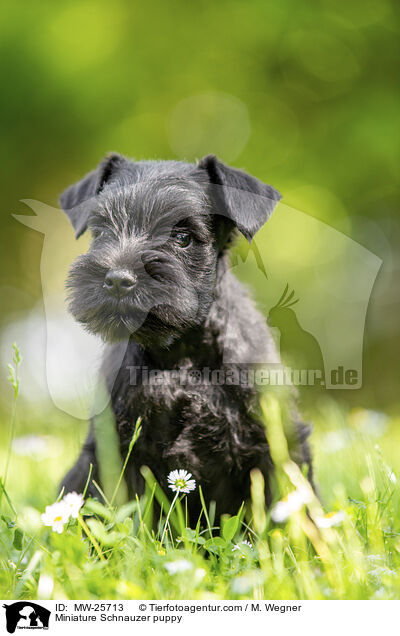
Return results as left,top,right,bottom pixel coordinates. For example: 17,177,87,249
113,366,260,461
116,368,229,433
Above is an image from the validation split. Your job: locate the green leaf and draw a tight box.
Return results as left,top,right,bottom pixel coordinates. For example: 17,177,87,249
13,527,23,550
204,536,227,555
222,514,240,542
178,527,205,545
86,519,124,547
1,514,15,529
115,501,138,523
140,466,180,532
82,499,114,521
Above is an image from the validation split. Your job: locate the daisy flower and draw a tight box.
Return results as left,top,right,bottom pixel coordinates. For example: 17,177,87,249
12,435,48,458
63,492,84,518
270,487,312,523
38,573,54,599
161,469,196,546
41,501,71,534
41,492,85,534
315,511,346,528
232,539,253,552
167,469,196,493
164,559,193,574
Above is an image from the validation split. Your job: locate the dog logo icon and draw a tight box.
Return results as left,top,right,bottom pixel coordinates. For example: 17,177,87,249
2,602,50,633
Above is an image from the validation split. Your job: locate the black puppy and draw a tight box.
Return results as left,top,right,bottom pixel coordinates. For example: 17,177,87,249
60,153,312,523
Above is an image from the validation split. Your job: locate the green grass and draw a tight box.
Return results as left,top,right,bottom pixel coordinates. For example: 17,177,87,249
1,348,400,600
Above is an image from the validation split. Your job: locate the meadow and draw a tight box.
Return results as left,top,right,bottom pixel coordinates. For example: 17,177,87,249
0,0,398,605
1,345,400,601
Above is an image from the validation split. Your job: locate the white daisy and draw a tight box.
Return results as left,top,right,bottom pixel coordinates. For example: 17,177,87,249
63,492,84,518
271,487,312,523
232,540,253,552
194,568,206,583
12,435,63,459
37,573,54,599
315,511,346,528
161,470,196,546
12,435,48,457
167,469,196,493
164,559,193,574
41,501,71,534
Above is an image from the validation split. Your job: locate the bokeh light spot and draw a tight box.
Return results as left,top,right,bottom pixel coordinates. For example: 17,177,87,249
168,92,251,162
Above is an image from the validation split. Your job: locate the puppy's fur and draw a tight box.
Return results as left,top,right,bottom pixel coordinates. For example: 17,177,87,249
60,153,312,523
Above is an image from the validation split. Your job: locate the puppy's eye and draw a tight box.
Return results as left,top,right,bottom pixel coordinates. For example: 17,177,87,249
173,231,191,248
91,229,104,240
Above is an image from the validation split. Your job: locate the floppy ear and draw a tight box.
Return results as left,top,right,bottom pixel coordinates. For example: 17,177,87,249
198,154,281,242
59,153,125,238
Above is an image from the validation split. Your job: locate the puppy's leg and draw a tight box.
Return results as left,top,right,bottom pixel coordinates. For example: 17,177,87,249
286,419,315,491
60,422,100,497
274,389,315,489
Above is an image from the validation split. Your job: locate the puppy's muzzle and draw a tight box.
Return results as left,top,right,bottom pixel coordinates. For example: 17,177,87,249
103,268,137,298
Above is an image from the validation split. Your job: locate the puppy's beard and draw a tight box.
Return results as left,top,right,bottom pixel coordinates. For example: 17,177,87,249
95,306,200,346
67,282,202,345
116,297,202,346
66,249,210,345
129,312,186,348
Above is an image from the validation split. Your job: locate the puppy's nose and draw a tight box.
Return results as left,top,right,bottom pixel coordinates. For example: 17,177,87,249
104,269,137,297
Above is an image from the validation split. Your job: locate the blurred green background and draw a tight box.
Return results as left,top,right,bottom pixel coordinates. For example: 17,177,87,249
1,0,399,418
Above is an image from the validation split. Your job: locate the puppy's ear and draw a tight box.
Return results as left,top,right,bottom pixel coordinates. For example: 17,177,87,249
59,153,125,238
198,154,281,242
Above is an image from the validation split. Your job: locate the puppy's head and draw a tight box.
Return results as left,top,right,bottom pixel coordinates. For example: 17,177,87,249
60,153,280,347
